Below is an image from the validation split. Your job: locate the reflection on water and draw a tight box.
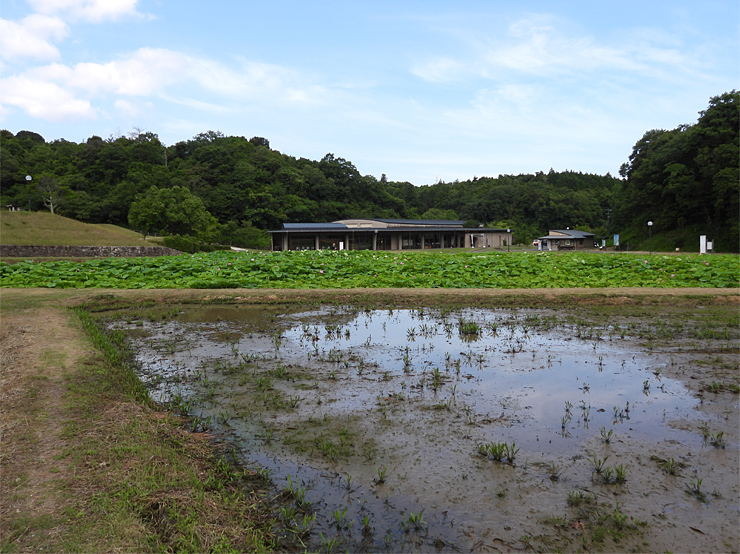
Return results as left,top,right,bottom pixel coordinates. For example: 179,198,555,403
112,306,702,552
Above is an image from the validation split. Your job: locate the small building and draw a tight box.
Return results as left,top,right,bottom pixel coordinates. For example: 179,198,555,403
269,219,512,251
537,229,595,251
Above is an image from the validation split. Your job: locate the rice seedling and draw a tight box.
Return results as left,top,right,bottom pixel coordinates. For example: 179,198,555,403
292,513,316,538
686,478,707,503
708,431,726,448
478,441,519,463
256,376,272,391
614,464,627,483
458,318,481,337
612,501,628,529
375,464,388,484
566,490,593,506
271,364,289,379
332,506,349,530
699,421,711,438
588,454,609,474
549,463,562,481
433,398,452,411
431,367,443,391
600,427,614,443
362,515,373,536
561,414,571,430
280,505,297,523
402,346,412,372
319,532,338,552
400,510,426,533
272,332,283,353
663,458,679,475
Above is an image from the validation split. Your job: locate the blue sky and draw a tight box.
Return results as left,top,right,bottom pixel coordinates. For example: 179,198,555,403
1,0,737,185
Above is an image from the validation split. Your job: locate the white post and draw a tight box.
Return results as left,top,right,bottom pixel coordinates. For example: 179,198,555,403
699,235,707,255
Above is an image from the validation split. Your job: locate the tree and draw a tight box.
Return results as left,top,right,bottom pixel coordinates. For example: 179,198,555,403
421,208,459,220
249,136,270,149
36,175,65,214
128,185,217,239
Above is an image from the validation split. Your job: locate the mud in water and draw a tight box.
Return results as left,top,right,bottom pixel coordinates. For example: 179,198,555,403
109,304,739,553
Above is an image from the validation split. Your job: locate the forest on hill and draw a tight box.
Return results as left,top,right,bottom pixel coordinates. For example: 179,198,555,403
1,91,737,251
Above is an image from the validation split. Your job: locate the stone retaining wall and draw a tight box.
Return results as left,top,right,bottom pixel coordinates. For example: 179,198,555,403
0,245,183,258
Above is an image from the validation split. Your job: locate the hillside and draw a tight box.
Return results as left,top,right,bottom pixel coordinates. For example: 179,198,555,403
0,211,156,246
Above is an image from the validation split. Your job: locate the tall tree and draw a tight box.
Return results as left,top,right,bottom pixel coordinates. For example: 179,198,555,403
128,185,217,239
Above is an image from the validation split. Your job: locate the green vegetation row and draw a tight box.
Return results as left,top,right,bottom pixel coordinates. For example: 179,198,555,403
2,251,737,289
2,92,737,250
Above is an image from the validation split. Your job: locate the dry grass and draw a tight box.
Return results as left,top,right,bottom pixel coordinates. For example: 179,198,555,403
0,211,156,246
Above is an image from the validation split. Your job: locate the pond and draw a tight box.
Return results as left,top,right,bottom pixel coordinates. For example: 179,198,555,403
109,304,736,552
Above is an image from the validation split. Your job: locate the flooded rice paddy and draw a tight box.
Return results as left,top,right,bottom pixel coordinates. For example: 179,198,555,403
110,304,739,552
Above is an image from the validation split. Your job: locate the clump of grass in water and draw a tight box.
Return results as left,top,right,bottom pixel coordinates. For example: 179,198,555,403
458,317,481,337
567,489,594,506
477,441,519,463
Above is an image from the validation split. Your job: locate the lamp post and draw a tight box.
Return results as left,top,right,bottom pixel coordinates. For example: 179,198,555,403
647,221,653,255
506,229,510,252
25,175,32,211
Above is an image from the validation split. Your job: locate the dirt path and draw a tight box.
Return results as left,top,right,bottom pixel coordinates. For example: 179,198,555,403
0,307,90,549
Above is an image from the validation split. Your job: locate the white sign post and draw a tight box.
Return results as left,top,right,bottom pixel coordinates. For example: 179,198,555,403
699,235,707,255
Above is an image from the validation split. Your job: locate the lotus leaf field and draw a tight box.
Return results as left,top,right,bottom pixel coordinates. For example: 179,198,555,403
1,250,738,289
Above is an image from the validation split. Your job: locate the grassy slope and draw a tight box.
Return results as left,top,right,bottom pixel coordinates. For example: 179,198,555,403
0,211,156,246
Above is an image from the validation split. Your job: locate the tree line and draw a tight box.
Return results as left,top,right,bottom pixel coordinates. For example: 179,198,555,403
1,91,737,251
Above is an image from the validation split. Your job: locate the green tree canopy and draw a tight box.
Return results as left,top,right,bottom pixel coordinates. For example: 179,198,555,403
128,185,217,239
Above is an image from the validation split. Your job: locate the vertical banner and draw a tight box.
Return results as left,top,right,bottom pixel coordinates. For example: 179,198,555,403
613,234,620,247
700,235,707,254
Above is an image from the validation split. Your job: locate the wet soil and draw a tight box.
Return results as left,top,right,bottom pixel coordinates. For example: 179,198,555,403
108,301,739,553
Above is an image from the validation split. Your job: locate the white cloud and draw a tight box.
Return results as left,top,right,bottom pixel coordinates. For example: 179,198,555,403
113,98,138,116
1,46,329,123
187,58,328,106
411,56,467,83
27,0,145,22
412,14,699,83
22,48,186,97
0,14,68,61
0,75,96,121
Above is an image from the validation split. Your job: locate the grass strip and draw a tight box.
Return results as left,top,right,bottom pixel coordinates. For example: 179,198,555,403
2,307,276,554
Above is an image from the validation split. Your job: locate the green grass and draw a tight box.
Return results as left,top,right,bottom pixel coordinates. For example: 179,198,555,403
0,211,155,246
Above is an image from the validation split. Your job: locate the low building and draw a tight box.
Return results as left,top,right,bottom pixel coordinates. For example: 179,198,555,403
269,219,512,251
537,229,595,251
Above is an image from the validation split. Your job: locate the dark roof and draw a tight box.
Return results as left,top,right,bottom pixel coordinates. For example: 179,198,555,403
373,219,466,226
271,220,511,233
538,229,595,240
271,223,349,233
